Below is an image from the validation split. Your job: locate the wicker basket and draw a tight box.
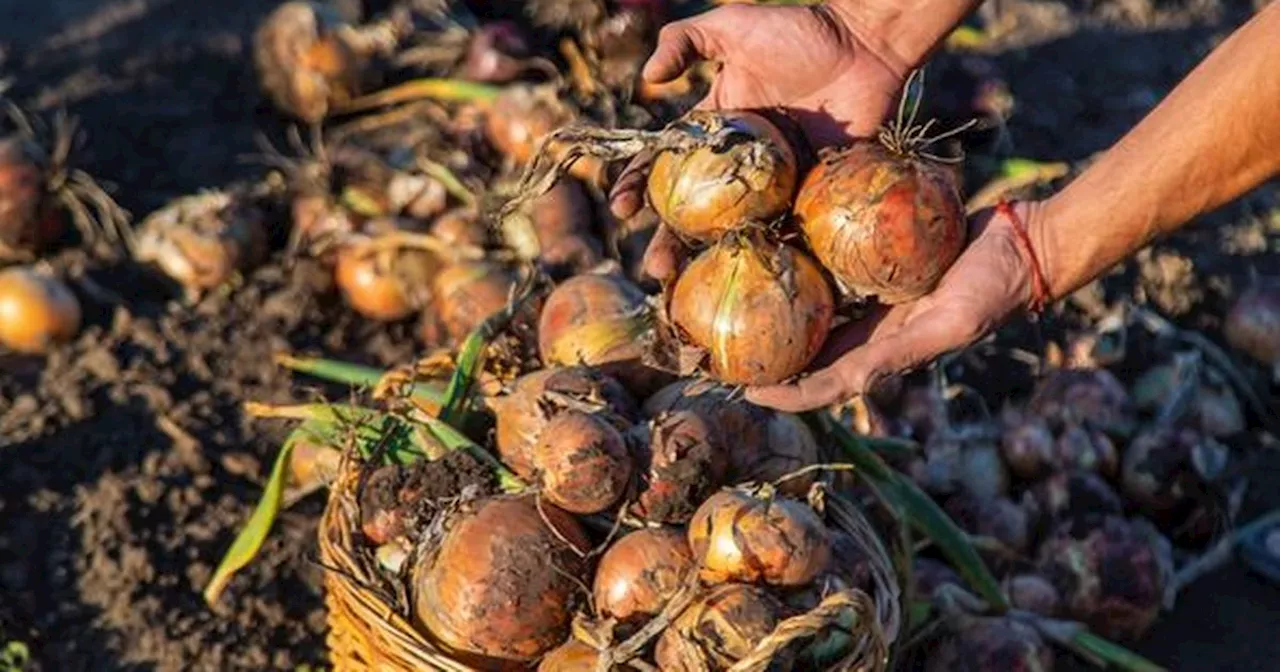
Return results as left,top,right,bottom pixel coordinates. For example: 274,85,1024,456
318,457,901,672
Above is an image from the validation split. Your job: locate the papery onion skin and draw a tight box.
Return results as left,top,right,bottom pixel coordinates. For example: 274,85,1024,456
646,110,798,242
670,238,834,386
688,489,831,587
0,266,81,354
531,409,633,514
593,527,694,622
794,140,965,304
654,583,789,672
413,494,591,664
539,272,648,367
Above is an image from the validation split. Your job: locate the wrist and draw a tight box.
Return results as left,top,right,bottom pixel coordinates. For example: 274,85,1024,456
1022,198,1060,305
827,0,981,75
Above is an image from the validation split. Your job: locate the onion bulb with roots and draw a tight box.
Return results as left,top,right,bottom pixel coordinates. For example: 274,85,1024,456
669,236,834,386
1223,279,1280,377
1028,367,1136,437
631,410,728,523
654,583,790,672
1031,470,1123,528
430,260,525,342
134,190,269,298
643,379,821,495
924,616,1055,672
487,366,639,480
688,489,831,587
645,110,798,242
592,527,694,623
530,409,633,514
1003,573,1061,617
0,266,81,353
792,82,967,304
253,1,371,124
413,494,591,665
334,233,440,322
1036,516,1170,642
536,640,601,671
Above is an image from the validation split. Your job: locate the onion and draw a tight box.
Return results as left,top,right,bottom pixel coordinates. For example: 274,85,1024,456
1003,573,1061,617
956,440,1010,499
1223,280,1280,375
793,138,965,304
134,190,269,296
1052,422,1119,477
1121,426,1229,544
669,236,834,385
631,410,728,524
500,178,594,263
1028,368,1136,437
431,207,488,248
943,493,1036,554
688,489,831,586
1001,415,1056,480
1031,470,1123,528
413,494,591,664
488,366,639,479
0,135,55,256
484,85,600,182
1036,516,1169,641
646,110,797,242
538,272,648,367
387,172,447,221
593,527,694,622
461,21,530,84
334,234,439,321
654,583,789,672
430,260,523,342
537,640,600,671
531,409,633,514
253,1,367,123
899,383,949,442
925,616,1055,672
0,266,81,354
643,379,821,495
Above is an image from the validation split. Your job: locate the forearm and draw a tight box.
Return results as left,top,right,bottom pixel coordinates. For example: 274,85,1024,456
830,0,983,71
1033,3,1280,301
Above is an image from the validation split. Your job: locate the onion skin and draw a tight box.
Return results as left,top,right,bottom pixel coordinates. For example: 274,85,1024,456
646,110,798,242
539,272,648,366
794,140,965,304
431,207,488,248
334,242,434,321
0,267,81,354
489,367,639,479
670,238,834,386
643,380,820,495
593,527,693,622
1036,516,1168,642
925,616,1055,672
431,260,523,342
688,489,831,587
536,640,601,671
531,410,633,514
414,495,591,665
654,583,789,672
1223,282,1280,370
632,410,728,524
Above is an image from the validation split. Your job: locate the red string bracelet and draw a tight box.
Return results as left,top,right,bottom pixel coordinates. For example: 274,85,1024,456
996,198,1050,313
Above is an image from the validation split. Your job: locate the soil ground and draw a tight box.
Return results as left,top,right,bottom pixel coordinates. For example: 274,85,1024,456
0,0,1277,670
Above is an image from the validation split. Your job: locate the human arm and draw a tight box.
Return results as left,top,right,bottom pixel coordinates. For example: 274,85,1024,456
746,3,1280,411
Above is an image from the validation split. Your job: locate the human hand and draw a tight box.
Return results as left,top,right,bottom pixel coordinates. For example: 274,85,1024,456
608,1,911,282
744,201,1050,412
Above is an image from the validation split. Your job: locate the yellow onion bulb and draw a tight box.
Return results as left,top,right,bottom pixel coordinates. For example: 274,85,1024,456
646,110,797,242
333,236,438,322
688,489,831,587
413,494,591,665
531,409,633,514
0,266,81,354
654,583,788,672
430,260,525,342
537,640,601,671
794,140,965,304
592,527,694,622
538,272,649,368
669,237,834,386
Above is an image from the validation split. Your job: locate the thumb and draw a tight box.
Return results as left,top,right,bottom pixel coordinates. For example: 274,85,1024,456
643,15,720,84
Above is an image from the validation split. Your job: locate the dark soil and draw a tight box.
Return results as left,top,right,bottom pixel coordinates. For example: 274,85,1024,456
0,1,1277,672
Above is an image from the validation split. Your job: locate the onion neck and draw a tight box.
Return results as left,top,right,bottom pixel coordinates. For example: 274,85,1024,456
827,0,984,78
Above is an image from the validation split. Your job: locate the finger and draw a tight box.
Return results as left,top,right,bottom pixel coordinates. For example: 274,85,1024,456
643,16,720,84
608,151,654,220
745,367,851,413
641,224,689,284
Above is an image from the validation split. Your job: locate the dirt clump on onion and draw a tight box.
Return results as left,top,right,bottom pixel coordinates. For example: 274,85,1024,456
666,235,834,386
630,409,728,523
646,110,798,242
654,583,791,672
593,527,694,623
1036,516,1170,642
643,379,821,495
412,494,592,665
0,265,82,354
688,489,831,587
